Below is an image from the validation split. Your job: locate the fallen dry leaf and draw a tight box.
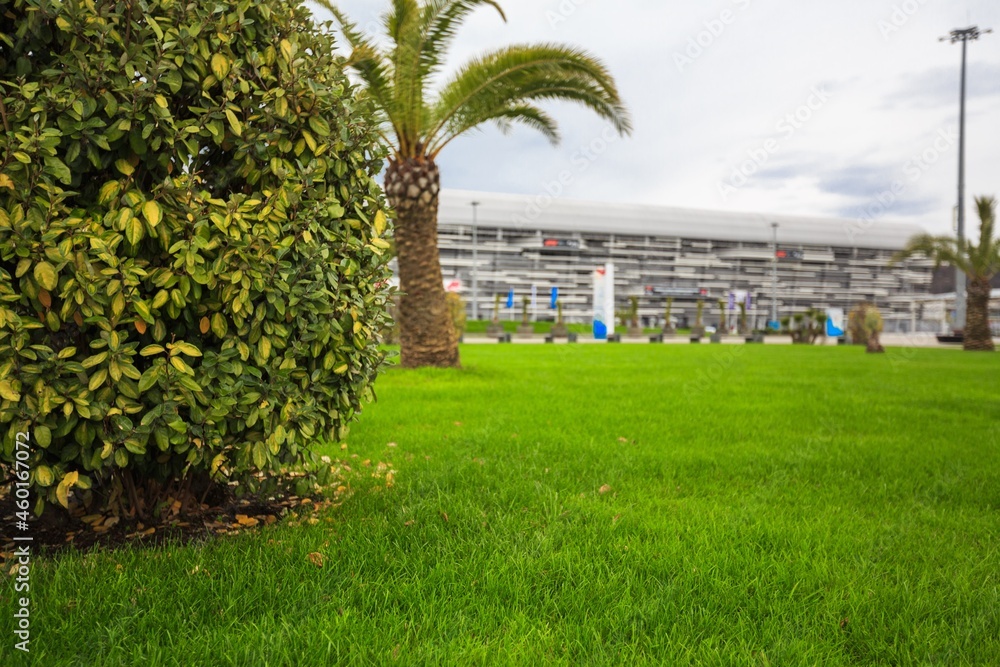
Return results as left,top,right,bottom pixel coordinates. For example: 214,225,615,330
387,442,397,448
617,437,628,443
404,520,415,527
598,484,612,495
440,512,449,523
235,514,259,527
307,552,325,568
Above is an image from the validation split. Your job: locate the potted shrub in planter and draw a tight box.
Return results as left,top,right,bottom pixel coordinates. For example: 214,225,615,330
710,299,726,342
864,306,885,353
627,295,643,336
783,309,827,344
662,297,676,335
517,296,534,335
486,293,504,336
691,299,705,338
551,299,569,337
446,292,467,343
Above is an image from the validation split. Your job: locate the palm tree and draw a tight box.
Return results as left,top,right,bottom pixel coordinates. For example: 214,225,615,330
893,196,999,351
319,0,632,367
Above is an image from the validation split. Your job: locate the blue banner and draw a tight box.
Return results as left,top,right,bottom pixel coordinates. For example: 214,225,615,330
550,287,558,309
506,289,514,309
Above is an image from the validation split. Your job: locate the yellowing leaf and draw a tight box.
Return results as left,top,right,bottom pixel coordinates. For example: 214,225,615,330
34,261,58,290
225,109,242,137
56,470,80,508
374,210,387,236
125,216,144,245
279,39,294,63
35,465,54,487
142,200,162,227
211,312,228,338
115,159,134,176
0,380,20,401
308,115,330,137
200,316,210,334
171,341,202,357
334,364,349,375
35,425,51,448
211,53,231,80
169,356,195,375
0,174,14,190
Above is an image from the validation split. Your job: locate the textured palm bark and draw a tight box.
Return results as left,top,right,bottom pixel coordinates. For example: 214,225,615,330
963,277,995,351
384,157,460,368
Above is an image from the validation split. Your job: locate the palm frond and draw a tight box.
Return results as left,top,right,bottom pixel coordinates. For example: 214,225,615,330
892,234,971,274
972,195,999,279
488,103,559,143
426,44,632,155
418,0,506,80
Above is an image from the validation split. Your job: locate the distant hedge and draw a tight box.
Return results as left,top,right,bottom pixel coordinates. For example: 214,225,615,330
0,0,393,515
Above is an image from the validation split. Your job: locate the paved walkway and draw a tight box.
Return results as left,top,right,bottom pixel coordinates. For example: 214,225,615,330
461,333,989,348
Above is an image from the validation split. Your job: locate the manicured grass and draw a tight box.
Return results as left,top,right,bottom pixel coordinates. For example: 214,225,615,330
4,345,999,665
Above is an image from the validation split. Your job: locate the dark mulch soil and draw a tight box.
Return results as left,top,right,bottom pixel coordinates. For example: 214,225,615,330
0,485,341,560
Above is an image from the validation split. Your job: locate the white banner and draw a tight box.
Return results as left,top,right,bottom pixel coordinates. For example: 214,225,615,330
593,263,615,339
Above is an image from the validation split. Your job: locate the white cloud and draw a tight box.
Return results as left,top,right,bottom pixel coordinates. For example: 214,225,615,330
314,0,1000,235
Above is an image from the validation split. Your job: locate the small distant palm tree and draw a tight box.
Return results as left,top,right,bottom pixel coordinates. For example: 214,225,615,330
320,0,632,367
893,196,998,351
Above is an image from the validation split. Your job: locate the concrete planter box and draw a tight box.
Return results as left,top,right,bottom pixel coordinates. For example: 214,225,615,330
710,333,723,343
689,335,701,343
516,325,534,335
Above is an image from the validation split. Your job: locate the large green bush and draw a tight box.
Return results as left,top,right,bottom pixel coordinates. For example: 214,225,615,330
0,0,393,515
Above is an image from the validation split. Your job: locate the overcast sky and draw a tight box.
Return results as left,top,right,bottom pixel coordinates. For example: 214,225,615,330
312,1,1000,236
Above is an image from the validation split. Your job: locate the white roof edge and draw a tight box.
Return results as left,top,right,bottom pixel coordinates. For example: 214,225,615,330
436,189,929,250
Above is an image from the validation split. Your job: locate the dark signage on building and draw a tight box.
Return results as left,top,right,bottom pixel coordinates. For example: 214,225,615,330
542,238,582,250
643,286,705,298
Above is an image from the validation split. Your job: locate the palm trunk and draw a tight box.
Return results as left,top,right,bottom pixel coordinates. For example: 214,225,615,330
963,277,995,352
384,156,460,368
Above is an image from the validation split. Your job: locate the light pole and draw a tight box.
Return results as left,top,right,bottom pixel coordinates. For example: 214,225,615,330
470,201,480,322
770,222,779,327
941,25,992,331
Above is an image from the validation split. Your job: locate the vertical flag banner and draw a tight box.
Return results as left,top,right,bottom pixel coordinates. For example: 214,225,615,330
826,308,846,337
728,292,736,311
745,292,753,310
506,289,514,309
593,263,615,339
550,287,558,309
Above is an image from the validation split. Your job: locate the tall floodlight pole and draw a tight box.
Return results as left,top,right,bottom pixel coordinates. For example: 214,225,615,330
770,222,779,327
470,201,480,321
941,26,992,330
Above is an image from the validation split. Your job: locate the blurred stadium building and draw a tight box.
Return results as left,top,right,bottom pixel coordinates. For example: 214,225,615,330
429,189,996,333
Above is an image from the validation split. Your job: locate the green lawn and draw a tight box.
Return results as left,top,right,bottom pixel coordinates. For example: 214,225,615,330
4,345,1000,665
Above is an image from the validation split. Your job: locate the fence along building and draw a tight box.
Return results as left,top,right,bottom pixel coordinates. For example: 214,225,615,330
432,189,938,333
